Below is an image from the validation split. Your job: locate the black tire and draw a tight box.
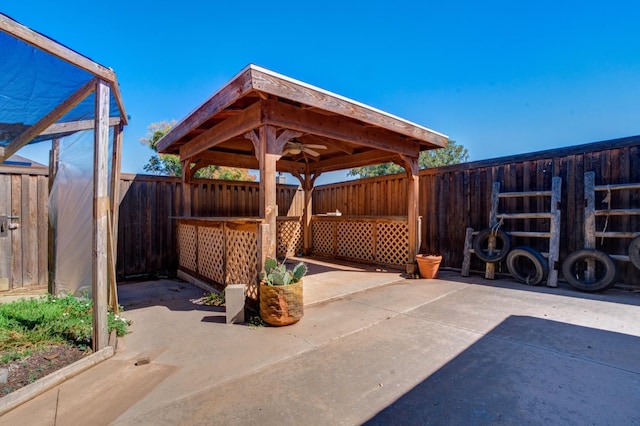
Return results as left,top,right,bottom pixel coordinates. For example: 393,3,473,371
628,236,640,270
472,228,511,263
561,249,618,293
506,246,548,286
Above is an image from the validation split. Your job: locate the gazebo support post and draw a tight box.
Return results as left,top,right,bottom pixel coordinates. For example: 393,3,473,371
256,125,279,260
292,169,320,256
398,155,420,273
92,79,110,351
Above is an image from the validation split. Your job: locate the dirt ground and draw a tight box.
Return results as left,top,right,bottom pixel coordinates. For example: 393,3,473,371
0,345,87,397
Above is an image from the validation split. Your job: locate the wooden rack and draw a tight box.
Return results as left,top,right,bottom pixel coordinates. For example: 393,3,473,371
584,171,640,262
462,176,562,287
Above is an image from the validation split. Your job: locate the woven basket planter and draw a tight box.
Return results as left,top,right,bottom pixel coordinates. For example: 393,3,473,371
259,280,304,326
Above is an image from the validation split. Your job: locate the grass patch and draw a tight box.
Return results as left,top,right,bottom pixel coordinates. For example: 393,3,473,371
0,294,130,364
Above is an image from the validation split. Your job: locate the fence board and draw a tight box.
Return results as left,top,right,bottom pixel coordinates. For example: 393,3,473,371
37,175,48,286
11,175,23,288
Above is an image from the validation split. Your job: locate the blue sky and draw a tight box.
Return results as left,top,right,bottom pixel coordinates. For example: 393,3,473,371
7,1,640,185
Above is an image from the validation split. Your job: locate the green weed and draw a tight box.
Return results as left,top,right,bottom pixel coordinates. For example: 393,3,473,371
0,294,131,364
247,314,266,329
202,292,225,306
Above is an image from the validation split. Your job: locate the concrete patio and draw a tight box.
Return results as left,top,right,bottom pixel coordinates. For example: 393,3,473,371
1,263,639,425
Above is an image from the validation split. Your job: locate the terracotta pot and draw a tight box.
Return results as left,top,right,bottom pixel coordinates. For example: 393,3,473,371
259,280,303,326
416,255,442,279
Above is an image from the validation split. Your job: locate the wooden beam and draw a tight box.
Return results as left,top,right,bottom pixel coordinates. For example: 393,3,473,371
1,78,97,162
156,68,254,153
48,139,60,294
92,79,110,351
249,65,448,146
0,14,117,84
41,117,121,136
108,81,128,126
107,209,118,313
244,129,260,149
108,124,123,311
177,102,262,160
275,129,304,153
262,100,422,157
312,149,398,174
109,123,123,256
198,151,259,170
306,135,355,155
276,159,307,174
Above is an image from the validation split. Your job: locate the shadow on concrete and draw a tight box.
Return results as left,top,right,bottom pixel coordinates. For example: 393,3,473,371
365,315,640,425
284,256,404,276
200,315,226,324
117,279,220,312
439,269,640,308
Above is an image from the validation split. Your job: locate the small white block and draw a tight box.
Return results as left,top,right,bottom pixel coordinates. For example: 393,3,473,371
225,284,246,324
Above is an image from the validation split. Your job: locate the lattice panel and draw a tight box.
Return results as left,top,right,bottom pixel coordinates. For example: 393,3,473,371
197,226,225,284
337,221,374,261
277,219,303,258
312,220,335,255
225,229,259,300
178,224,197,271
376,222,410,266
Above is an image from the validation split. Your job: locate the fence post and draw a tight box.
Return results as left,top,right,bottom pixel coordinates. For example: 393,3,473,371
584,172,596,281
485,182,501,279
547,176,562,287
462,227,473,276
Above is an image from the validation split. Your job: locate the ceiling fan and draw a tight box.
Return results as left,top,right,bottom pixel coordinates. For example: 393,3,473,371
283,139,327,157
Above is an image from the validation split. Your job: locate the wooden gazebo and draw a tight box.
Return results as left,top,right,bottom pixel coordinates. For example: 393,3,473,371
157,64,447,297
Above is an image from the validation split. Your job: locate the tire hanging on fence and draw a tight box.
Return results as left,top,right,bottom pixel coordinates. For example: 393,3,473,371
506,246,548,286
628,236,640,270
472,228,511,263
561,249,618,293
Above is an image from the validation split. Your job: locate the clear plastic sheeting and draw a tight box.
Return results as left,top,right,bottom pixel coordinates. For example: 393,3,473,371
48,129,113,297
0,30,121,147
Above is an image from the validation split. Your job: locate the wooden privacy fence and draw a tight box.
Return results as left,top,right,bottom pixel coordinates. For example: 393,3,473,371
2,135,639,290
314,136,640,285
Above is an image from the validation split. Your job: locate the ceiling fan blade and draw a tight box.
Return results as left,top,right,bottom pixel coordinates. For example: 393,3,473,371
303,148,322,157
304,144,327,150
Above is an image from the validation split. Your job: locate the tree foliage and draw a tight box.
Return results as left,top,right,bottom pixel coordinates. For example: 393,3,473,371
347,140,469,178
140,121,256,181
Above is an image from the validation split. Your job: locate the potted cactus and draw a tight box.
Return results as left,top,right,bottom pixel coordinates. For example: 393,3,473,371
259,258,307,326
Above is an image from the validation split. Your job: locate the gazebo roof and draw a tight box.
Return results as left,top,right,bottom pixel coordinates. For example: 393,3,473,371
157,64,448,175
